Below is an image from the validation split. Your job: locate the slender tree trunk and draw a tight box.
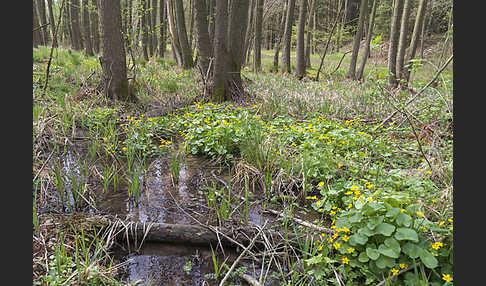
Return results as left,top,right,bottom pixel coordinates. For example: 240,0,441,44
228,0,250,89
167,0,183,65
357,0,378,81
63,0,73,47
396,0,412,80
253,0,264,72
208,0,216,48
244,0,255,65
295,0,307,79
194,0,212,76
91,0,100,54
212,0,229,102
70,0,83,50
405,0,427,83
83,0,94,56
305,0,316,68
174,0,193,68
100,0,132,101
151,0,158,56
37,0,50,44
159,0,167,57
281,0,296,73
347,0,367,79
33,0,42,47
141,0,150,61
46,0,57,47
387,0,404,87
273,0,287,71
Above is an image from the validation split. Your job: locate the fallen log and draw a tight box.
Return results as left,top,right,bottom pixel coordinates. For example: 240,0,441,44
86,215,319,250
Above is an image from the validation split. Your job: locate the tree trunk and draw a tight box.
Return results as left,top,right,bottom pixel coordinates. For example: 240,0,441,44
37,0,50,44
211,0,229,102
46,0,57,47
228,0,250,84
141,0,150,61
83,0,94,56
70,0,83,50
91,0,100,54
167,0,183,65
396,0,412,81
33,0,42,48
405,0,428,82
151,0,159,56
174,0,193,68
305,0,316,68
194,0,212,76
244,0,255,65
273,1,287,71
295,0,307,79
208,0,216,48
347,0,367,79
356,0,378,81
387,0,404,87
159,0,167,58
253,0,264,72
100,0,132,101
281,0,296,73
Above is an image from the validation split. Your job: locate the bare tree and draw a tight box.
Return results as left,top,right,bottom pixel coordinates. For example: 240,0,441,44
159,0,167,57
194,0,212,76
273,0,287,71
396,0,413,80
387,0,404,87
253,0,264,72
405,0,428,83
357,0,378,81
281,0,296,73
347,0,368,79
295,0,307,79
82,0,94,56
70,0,83,50
305,0,316,68
100,0,132,101
174,0,193,68
91,0,100,54
46,0,57,47
33,0,42,47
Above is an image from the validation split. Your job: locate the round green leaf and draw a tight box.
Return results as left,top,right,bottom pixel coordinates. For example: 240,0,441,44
395,212,412,227
366,246,380,260
367,215,384,230
378,244,399,258
402,242,422,259
385,207,400,218
375,255,395,269
358,251,370,263
375,223,396,236
348,233,368,246
394,228,419,242
384,237,401,253
358,226,375,237
420,249,439,269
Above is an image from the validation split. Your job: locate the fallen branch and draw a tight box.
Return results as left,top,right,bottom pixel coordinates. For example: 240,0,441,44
240,273,263,286
265,208,336,234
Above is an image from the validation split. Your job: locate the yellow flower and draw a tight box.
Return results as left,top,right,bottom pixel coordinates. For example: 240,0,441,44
341,235,349,242
348,203,353,209
442,273,452,282
338,163,343,168
354,190,361,195
367,184,374,189
350,185,358,191
439,221,445,227
344,191,353,195
399,263,407,269
318,244,324,251
103,137,108,142
347,247,355,253
416,211,425,218
431,242,443,250
332,233,339,239
400,209,407,213
341,256,349,264
122,147,127,151
306,195,317,200
333,242,341,249
448,218,453,223
330,210,336,216
318,181,325,187
316,201,322,206
391,268,399,276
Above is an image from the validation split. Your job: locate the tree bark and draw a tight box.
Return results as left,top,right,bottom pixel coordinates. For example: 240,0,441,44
100,0,132,101
405,0,428,83
174,0,194,68
141,0,150,61
396,0,412,80
228,0,250,87
159,0,167,58
37,0,50,44
347,0,368,79
151,0,159,56
253,0,264,72
33,0,42,47
211,0,230,102
305,0,316,68
356,0,378,81
91,0,100,54
167,0,183,65
273,1,287,71
244,0,255,65
70,0,83,50
387,0,404,87
295,0,307,79
82,0,94,56
46,0,57,47
194,0,212,76
281,0,296,73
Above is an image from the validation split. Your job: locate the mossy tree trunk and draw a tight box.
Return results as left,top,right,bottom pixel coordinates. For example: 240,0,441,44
295,0,307,79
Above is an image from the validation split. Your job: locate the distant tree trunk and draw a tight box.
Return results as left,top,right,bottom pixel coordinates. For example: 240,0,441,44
70,0,83,50
208,0,216,47
46,0,57,47
253,0,264,72
228,0,250,88
356,0,377,81
141,0,150,61
83,0,94,56
273,0,287,71
100,0,132,101
281,0,296,73
33,0,42,47
174,0,193,68
194,0,212,76
387,0,404,87
405,0,428,83
244,0,255,65
91,0,100,54
347,0,367,79
37,0,50,44
305,0,316,68
295,0,307,79
167,0,183,65
159,0,167,57
63,0,73,46
151,0,158,56
396,0,412,81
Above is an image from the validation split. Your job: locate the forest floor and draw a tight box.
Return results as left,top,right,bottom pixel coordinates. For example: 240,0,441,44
33,38,453,286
